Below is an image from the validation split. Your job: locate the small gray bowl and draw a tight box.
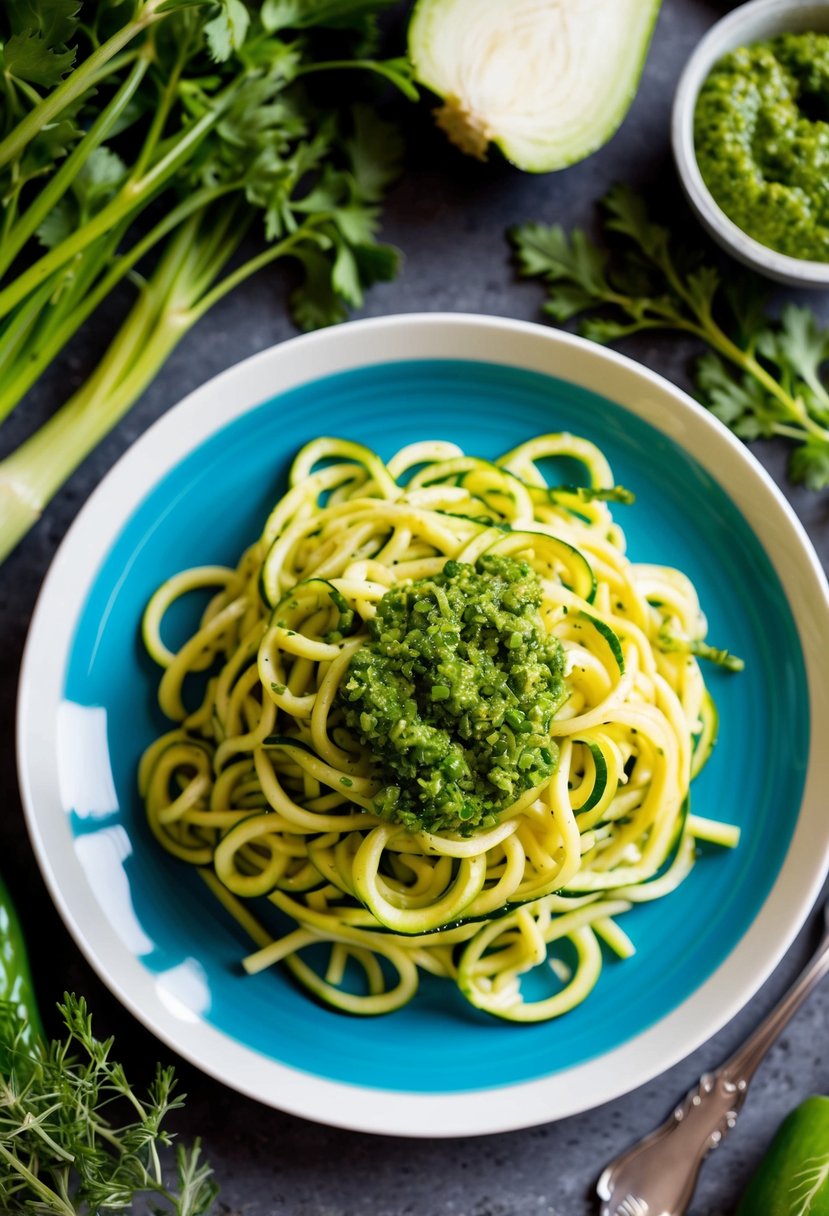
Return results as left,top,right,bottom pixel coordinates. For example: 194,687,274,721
672,0,829,287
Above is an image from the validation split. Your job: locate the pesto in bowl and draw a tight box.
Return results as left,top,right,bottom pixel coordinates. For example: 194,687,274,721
694,32,829,262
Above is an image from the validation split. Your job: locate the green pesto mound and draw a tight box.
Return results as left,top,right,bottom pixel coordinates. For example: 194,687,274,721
339,555,566,834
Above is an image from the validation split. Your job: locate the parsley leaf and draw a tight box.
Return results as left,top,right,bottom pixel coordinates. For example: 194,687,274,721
290,245,351,329
789,436,829,490
36,146,127,247
511,187,829,490
353,240,400,285
5,0,80,44
204,0,251,63
512,222,611,297
345,102,405,202
1,0,79,88
1,29,75,87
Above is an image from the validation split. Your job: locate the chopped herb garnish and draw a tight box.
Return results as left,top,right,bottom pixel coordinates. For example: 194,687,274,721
339,555,566,834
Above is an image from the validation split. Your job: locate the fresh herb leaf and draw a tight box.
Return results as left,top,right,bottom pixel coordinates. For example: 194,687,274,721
1,29,75,86
35,198,74,247
35,146,127,247
1,0,79,89
5,0,81,46
352,239,399,286
602,183,671,266
789,436,829,490
0,994,217,1216
204,0,250,63
290,245,350,330
695,352,775,434
541,282,601,323
74,145,128,207
345,102,405,202
580,315,648,344
331,237,363,306
512,221,611,296
331,201,380,244
511,187,829,489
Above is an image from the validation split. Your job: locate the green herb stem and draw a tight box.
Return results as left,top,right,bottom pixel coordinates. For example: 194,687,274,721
0,185,235,423
0,211,339,561
0,280,57,378
295,59,419,100
0,192,18,247
0,1141,76,1216
0,94,229,322
701,320,829,440
188,218,330,322
131,21,194,182
628,214,829,442
0,5,410,564
0,55,152,280
0,994,216,1214
0,8,163,173
0,224,133,421
0,213,233,560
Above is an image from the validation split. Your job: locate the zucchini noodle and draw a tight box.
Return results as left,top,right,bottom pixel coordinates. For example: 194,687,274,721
139,434,740,1021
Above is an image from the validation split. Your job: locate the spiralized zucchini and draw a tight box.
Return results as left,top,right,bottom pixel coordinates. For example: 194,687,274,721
139,433,739,1021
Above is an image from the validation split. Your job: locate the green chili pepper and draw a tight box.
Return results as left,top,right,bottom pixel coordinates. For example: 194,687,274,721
0,870,44,1070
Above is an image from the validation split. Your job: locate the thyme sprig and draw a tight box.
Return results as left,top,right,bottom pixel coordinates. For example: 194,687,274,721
0,994,216,1216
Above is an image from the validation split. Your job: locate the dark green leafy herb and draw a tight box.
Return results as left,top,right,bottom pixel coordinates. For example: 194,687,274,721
511,184,829,490
0,994,216,1215
0,0,79,93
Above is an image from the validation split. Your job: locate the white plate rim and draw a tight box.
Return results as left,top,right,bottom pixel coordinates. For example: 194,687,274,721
17,312,829,1137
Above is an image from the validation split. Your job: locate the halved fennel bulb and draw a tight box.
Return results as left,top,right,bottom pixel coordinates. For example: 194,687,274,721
408,0,661,172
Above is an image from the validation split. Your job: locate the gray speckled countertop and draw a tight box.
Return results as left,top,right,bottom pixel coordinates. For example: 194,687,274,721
2,3,828,1214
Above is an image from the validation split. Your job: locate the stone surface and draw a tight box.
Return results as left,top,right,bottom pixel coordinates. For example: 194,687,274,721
1,2,828,1213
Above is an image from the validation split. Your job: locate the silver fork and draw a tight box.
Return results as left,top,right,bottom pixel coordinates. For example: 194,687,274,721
597,901,829,1216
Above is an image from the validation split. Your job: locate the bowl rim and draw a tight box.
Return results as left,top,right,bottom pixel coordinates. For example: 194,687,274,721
16,312,829,1137
671,0,829,287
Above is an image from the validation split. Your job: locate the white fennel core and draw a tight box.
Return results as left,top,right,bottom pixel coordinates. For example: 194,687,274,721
409,0,659,170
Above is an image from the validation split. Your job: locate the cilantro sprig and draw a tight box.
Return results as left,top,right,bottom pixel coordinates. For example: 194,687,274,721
511,185,829,491
0,994,216,1215
0,0,413,563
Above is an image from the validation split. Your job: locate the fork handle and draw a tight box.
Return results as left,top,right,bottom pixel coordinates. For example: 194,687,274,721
598,915,829,1216
718,923,829,1093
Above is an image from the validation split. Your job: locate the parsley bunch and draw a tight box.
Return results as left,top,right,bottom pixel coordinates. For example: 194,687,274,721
511,185,829,491
0,994,216,1215
0,0,414,562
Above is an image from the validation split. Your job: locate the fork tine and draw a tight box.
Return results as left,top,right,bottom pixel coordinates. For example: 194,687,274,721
617,1197,649,1216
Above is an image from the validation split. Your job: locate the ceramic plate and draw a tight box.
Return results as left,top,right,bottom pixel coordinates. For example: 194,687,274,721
17,314,829,1136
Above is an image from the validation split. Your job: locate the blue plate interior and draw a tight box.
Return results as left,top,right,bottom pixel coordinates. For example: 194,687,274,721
62,360,808,1093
